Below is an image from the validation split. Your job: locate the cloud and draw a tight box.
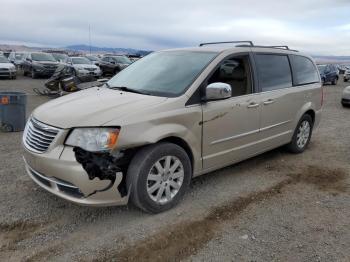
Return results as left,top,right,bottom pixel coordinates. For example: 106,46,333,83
0,0,350,54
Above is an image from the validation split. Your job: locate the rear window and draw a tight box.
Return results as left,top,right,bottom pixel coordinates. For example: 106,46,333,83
290,55,319,85
255,54,292,92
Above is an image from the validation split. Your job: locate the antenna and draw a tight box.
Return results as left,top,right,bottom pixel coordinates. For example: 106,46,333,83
89,25,92,55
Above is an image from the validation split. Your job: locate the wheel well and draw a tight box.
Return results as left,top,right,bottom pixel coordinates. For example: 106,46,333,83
304,110,315,124
159,137,194,170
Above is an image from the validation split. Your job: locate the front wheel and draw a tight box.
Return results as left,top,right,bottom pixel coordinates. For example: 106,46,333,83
127,142,192,213
31,69,37,79
286,114,313,154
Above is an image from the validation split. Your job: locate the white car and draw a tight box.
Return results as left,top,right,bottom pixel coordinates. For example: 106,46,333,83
71,57,102,77
0,55,17,79
343,70,350,82
342,86,350,107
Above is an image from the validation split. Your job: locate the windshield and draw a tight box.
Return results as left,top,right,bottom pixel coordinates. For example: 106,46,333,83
113,56,132,64
317,65,326,74
107,51,217,97
52,53,68,62
15,53,25,60
72,57,91,64
31,53,56,62
0,56,9,63
86,56,99,61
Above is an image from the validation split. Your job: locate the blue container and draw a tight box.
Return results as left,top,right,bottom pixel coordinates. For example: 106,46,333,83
0,91,27,132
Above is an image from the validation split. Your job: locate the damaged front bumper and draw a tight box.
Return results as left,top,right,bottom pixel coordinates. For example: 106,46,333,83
23,146,129,206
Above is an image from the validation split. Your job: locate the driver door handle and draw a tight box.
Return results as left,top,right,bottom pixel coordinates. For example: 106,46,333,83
247,102,259,108
263,99,275,105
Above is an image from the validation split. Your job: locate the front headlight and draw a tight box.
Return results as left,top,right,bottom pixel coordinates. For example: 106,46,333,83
65,128,120,152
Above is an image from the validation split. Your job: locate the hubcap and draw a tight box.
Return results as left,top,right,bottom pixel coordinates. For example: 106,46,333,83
296,120,311,149
146,156,184,204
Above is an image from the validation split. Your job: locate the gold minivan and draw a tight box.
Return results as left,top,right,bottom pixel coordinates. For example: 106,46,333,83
23,41,322,213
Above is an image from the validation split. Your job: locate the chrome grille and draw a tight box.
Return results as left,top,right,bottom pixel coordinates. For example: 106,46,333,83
23,118,60,153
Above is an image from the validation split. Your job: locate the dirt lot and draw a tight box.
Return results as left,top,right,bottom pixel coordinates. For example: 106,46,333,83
0,74,349,262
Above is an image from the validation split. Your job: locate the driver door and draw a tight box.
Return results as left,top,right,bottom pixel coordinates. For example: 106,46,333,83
202,54,261,171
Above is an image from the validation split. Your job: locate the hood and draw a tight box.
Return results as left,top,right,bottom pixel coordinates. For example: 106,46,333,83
73,64,98,69
0,63,16,69
34,61,58,65
32,87,167,129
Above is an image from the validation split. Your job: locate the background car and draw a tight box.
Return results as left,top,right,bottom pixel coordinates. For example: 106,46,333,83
71,57,102,77
85,55,101,66
22,52,59,78
99,55,132,76
8,51,27,68
344,69,350,82
317,64,339,85
342,86,350,107
51,53,70,64
0,55,17,79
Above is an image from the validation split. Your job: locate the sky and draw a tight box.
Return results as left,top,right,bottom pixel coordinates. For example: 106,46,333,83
1,0,350,55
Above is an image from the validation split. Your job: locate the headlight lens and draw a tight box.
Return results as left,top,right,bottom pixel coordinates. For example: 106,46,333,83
66,128,120,152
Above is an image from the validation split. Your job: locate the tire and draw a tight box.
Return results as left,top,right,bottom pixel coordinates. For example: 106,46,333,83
127,142,192,213
321,78,325,86
332,77,338,85
286,114,313,154
31,69,37,79
344,79,348,82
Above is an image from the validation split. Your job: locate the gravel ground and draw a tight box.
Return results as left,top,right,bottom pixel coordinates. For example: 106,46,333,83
0,74,349,262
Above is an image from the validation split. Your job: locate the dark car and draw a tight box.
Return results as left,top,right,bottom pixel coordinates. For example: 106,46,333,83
8,51,27,68
317,64,339,85
22,52,59,78
99,55,132,76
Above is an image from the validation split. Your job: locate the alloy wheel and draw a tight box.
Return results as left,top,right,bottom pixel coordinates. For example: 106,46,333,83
146,156,184,204
296,120,311,149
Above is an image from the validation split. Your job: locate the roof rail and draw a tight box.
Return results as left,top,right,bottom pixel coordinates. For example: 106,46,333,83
255,45,298,52
199,41,254,47
265,45,290,50
198,41,298,52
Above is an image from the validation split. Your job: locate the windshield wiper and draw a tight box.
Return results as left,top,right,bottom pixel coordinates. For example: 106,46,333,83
108,85,150,95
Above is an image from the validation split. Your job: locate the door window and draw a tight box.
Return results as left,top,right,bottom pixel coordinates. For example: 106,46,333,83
289,55,319,85
207,55,252,97
255,54,292,92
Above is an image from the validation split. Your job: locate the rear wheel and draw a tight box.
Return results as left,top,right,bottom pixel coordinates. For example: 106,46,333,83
332,77,338,85
127,142,192,213
286,114,313,154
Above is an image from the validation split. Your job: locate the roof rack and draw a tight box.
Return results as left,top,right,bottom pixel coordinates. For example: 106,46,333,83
199,41,298,52
199,41,254,47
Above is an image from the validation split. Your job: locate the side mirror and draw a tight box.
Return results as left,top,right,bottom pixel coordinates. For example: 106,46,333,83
205,82,231,101
110,61,116,64
26,58,32,62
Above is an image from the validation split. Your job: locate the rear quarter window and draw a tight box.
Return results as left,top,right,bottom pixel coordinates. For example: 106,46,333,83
255,54,292,92
290,55,319,85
